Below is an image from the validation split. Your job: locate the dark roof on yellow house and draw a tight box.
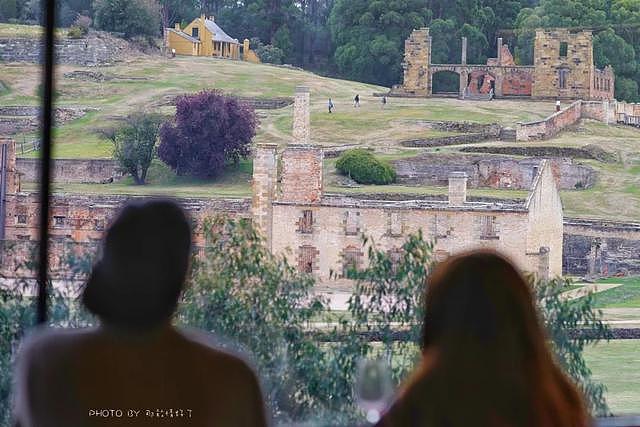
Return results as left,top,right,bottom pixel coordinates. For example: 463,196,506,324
204,19,239,44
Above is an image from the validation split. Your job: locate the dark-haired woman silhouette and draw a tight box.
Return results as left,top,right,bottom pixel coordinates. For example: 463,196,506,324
377,251,588,427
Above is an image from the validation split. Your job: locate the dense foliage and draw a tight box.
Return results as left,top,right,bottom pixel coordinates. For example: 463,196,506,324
111,113,163,185
158,90,257,179
335,149,396,185
93,0,161,38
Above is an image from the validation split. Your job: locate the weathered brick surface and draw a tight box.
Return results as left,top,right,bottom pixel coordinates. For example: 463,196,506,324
252,144,278,247
0,32,138,66
516,100,582,141
563,219,640,276
292,86,310,144
400,28,431,96
16,158,124,184
279,145,323,204
532,29,614,100
394,27,613,100
392,154,596,190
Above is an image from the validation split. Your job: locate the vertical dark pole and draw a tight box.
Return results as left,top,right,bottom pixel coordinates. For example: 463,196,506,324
37,0,56,324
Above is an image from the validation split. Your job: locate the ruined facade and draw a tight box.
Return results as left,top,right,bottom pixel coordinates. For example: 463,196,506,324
393,27,615,101
252,89,564,281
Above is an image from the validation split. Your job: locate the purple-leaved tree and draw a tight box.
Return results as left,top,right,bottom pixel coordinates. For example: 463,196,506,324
158,90,257,179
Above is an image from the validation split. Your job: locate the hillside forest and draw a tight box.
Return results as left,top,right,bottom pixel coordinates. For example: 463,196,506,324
0,0,639,102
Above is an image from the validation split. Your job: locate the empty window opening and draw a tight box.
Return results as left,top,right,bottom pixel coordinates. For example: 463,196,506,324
559,42,568,57
298,245,317,274
433,214,451,239
480,215,499,239
559,69,568,89
53,216,65,227
191,27,199,39
299,210,313,234
342,247,361,277
388,248,403,274
345,211,360,235
389,212,402,236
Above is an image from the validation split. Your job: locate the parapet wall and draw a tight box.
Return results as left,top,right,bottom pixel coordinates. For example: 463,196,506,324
516,100,582,141
0,32,136,66
16,158,123,184
516,100,619,141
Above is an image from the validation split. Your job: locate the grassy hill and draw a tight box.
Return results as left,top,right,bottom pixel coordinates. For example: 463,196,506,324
1,54,639,220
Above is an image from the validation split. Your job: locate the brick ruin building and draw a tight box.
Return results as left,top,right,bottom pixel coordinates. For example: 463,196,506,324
1,88,639,281
393,27,615,101
253,87,564,280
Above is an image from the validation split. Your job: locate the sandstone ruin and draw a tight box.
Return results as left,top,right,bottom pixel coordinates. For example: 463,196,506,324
393,27,615,101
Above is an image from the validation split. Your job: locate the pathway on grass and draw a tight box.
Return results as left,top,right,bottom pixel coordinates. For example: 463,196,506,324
561,283,623,300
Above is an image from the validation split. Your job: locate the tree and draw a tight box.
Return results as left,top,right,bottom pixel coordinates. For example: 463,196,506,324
158,90,257,179
112,113,162,185
329,0,431,86
93,0,161,38
0,0,18,22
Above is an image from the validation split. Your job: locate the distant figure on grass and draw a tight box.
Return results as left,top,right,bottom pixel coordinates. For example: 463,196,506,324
354,94,360,107
13,200,268,427
381,96,387,108
377,251,589,427
556,99,562,112
328,98,334,113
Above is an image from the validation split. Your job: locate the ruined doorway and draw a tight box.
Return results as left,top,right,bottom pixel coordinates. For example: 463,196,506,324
431,70,459,95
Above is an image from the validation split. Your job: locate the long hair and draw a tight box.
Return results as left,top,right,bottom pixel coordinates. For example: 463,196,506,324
389,251,588,427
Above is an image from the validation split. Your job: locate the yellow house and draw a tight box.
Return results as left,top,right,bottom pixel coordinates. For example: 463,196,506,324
167,15,246,60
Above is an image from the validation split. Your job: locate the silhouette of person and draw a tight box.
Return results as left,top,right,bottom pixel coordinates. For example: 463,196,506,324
377,251,589,427
13,200,268,427
354,94,360,107
328,97,334,113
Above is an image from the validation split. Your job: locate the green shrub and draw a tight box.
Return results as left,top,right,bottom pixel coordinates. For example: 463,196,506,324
67,25,84,38
335,149,396,185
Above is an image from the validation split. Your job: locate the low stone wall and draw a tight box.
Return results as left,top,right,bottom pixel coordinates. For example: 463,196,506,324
461,145,617,163
235,96,294,109
0,32,137,66
0,106,92,135
401,121,503,147
516,100,582,141
392,153,596,190
563,218,640,276
16,158,123,184
401,133,491,147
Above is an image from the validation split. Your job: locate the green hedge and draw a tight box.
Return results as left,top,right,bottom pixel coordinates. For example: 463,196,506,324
335,149,396,185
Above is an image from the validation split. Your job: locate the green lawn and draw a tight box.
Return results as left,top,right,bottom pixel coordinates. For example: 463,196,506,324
584,339,640,415
23,159,253,198
591,277,640,309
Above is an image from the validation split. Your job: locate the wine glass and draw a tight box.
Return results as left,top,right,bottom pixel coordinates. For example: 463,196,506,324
354,357,394,424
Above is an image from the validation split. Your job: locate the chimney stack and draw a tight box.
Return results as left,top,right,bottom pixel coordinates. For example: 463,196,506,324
448,172,467,206
461,37,467,65
497,37,503,64
174,23,180,31
293,86,310,145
